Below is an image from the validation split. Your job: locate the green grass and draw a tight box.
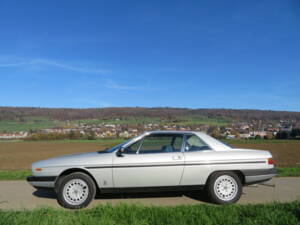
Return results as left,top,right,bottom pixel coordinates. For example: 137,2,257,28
277,167,300,177
0,202,299,225
0,170,31,180
0,115,229,133
0,167,299,181
0,117,63,133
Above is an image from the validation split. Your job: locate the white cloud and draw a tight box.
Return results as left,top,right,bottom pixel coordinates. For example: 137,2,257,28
0,57,110,74
0,62,28,67
104,79,141,90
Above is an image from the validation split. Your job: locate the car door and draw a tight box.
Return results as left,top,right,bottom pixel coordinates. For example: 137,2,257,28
112,133,185,188
180,134,214,185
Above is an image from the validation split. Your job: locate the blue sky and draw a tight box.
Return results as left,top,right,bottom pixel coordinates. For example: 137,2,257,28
0,0,299,111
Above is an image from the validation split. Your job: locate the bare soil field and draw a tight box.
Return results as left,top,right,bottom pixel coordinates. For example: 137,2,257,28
233,142,300,167
0,140,299,170
0,141,118,170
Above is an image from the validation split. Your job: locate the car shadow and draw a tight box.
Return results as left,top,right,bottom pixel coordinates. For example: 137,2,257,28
95,191,182,199
33,188,57,199
95,190,211,203
184,190,211,203
33,189,211,203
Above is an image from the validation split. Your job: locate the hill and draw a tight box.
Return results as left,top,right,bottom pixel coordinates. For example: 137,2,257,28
0,106,299,122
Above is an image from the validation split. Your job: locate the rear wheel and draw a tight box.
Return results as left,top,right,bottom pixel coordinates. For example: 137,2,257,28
207,171,242,204
56,172,96,209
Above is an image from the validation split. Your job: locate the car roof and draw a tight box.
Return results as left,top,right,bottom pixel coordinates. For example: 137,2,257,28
145,130,197,135
143,130,232,151
123,130,231,151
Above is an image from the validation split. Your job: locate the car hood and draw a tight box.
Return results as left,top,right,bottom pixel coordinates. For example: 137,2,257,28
32,151,113,168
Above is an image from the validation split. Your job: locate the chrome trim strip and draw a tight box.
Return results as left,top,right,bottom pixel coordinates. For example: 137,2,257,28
85,161,265,169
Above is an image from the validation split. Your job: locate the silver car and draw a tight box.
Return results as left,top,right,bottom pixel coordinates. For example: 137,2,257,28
27,131,276,209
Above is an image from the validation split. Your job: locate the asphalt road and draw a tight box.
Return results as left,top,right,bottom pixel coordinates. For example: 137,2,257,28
0,177,299,210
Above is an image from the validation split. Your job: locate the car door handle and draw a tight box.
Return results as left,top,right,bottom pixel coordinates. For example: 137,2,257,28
172,155,182,160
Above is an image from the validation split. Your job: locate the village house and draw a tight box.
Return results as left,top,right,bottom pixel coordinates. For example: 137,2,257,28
0,132,28,139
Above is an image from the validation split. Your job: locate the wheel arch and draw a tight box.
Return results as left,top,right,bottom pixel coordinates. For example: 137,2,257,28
205,170,245,186
55,168,99,191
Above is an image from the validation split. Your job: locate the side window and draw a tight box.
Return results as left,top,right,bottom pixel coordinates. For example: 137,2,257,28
185,135,211,152
123,139,142,154
139,134,183,154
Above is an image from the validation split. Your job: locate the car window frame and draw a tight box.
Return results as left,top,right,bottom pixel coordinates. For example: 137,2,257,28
135,133,184,154
122,138,143,154
183,134,212,152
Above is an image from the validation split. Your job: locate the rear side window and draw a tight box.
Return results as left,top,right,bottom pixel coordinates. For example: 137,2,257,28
185,135,211,152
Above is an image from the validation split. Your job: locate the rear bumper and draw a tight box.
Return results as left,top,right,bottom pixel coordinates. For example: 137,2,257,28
243,168,277,185
27,176,57,188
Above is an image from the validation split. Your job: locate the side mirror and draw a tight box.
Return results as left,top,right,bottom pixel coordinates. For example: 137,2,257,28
116,148,124,157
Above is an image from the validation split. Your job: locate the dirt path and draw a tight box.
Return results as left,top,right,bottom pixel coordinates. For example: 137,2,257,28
0,177,299,209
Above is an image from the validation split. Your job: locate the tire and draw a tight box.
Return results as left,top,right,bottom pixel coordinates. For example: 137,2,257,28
56,172,96,209
207,171,242,204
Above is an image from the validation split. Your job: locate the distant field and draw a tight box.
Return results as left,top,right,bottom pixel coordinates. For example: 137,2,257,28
175,116,229,126
0,139,121,170
76,117,163,125
0,117,63,133
75,116,230,126
225,139,300,144
0,139,299,170
0,115,230,133
227,140,300,167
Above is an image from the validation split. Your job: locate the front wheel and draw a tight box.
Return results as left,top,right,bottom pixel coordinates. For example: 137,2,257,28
207,171,242,204
56,172,96,209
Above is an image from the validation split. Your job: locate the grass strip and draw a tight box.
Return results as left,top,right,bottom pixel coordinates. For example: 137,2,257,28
277,167,300,177
0,201,299,225
0,170,31,180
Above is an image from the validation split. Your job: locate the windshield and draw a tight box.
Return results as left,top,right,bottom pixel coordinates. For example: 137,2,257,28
102,138,133,153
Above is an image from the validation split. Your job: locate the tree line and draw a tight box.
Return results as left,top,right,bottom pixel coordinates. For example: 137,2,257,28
24,131,99,141
275,128,300,139
1,106,300,122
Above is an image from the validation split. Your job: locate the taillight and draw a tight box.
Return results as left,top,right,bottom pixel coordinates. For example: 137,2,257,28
267,158,273,165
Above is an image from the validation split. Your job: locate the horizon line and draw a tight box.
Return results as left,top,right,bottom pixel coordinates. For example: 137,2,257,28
0,105,299,113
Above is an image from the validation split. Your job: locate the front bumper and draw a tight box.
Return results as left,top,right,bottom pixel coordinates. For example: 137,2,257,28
27,176,57,188
243,168,277,185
